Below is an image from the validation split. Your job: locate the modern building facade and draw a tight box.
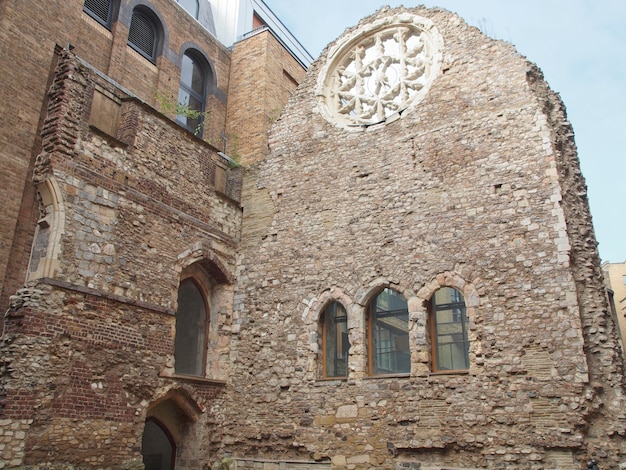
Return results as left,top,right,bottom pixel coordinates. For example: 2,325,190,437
0,2,625,469
603,261,626,351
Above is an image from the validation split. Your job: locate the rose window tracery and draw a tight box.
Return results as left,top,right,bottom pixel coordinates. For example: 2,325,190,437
317,14,442,129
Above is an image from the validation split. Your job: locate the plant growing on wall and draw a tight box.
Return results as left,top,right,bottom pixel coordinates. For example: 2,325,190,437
154,90,210,138
156,90,243,167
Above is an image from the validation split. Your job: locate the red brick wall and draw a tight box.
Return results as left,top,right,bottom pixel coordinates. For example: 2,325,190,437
0,0,233,313
0,50,236,467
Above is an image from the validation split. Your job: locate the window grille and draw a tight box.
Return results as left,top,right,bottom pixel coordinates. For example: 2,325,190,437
83,0,112,27
128,11,157,62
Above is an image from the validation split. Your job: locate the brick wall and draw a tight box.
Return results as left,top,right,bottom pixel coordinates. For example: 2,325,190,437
0,0,233,314
0,50,238,468
227,30,307,166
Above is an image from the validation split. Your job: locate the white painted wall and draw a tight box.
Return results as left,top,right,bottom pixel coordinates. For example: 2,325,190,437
204,0,312,66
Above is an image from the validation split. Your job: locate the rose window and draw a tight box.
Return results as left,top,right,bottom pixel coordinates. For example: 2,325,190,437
317,14,442,129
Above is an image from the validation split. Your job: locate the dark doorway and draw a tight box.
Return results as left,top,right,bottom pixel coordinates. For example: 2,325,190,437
141,418,175,470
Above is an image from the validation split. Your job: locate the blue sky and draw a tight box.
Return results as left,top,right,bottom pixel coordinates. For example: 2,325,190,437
265,0,626,263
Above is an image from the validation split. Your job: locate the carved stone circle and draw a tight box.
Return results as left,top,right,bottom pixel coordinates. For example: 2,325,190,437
317,13,443,130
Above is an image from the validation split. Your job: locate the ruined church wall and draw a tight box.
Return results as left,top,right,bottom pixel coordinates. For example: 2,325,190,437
0,0,234,314
29,50,241,305
0,50,241,468
225,7,624,469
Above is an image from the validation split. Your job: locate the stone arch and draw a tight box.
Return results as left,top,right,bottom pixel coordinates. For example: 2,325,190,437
175,241,234,285
142,388,204,469
354,279,417,307
147,387,204,423
416,271,483,375
27,176,65,281
304,287,355,379
303,286,354,325
169,242,234,381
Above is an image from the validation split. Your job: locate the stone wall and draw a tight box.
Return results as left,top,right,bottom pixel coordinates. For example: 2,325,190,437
0,0,233,315
1,4,624,470
224,6,626,469
0,49,241,468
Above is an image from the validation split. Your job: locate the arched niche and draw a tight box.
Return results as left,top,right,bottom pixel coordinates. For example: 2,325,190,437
27,176,65,281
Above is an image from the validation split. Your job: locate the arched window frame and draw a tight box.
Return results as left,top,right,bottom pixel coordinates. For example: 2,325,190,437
366,288,410,376
176,49,209,136
174,277,209,377
83,0,116,28
429,287,469,373
128,6,160,63
321,301,350,379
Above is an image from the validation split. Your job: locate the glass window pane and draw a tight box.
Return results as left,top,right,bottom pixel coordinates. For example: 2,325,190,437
176,89,203,132
174,279,206,375
370,288,409,375
180,54,194,88
324,302,349,377
190,62,205,95
432,287,469,371
177,52,206,135
180,54,205,95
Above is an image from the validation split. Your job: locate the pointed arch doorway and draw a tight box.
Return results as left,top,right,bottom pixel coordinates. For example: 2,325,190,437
141,417,176,470
141,388,204,470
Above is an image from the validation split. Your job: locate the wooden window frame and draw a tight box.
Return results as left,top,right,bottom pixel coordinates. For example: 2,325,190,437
321,301,349,379
367,288,410,376
429,287,469,374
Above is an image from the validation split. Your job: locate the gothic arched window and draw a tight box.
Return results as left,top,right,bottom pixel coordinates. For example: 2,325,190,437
321,301,349,378
367,288,410,375
430,287,469,372
174,278,207,376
